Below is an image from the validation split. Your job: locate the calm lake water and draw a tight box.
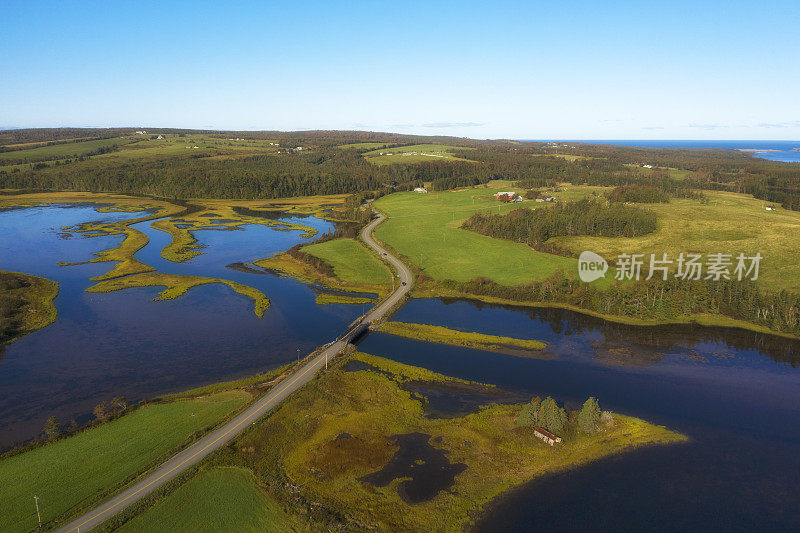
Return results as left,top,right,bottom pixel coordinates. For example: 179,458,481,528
358,298,800,532
4,205,800,530
0,204,362,446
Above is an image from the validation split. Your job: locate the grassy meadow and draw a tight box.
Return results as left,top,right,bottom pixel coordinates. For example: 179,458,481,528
0,391,248,532
117,467,294,533
551,189,800,292
363,144,473,165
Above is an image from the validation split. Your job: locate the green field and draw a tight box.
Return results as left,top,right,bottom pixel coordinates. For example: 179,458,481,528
363,144,473,165
552,190,800,292
337,142,391,150
372,185,580,285
0,391,248,532
118,467,293,532
302,238,392,286
0,137,136,163
0,135,286,172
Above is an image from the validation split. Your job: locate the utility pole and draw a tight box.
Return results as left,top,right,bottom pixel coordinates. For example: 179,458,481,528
191,412,195,434
34,496,41,529
297,348,300,364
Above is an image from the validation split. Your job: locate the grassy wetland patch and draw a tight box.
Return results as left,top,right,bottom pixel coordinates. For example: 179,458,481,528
199,352,685,531
87,272,270,317
151,203,320,263
380,321,547,354
0,271,59,344
315,293,375,305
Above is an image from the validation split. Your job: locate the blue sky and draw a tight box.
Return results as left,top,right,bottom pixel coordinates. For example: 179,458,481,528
2,0,798,139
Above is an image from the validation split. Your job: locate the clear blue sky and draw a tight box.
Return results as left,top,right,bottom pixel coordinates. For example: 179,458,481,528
2,0,798,139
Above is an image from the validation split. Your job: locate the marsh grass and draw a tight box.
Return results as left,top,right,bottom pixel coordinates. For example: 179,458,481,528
87,272,270,317
212,353,686,531
380,321,547,352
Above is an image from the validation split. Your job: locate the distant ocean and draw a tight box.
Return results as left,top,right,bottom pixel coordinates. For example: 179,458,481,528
527,140,800,163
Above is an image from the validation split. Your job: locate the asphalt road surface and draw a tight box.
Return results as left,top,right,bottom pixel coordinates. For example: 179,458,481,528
56,210,411,532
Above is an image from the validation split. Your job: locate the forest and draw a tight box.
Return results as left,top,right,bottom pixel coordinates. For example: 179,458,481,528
1,130,799,210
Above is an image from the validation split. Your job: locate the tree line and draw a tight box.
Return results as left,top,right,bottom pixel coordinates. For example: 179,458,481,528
462,198,657,253
433,271,800,337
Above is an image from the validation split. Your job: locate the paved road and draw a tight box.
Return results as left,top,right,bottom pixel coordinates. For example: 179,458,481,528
56,210,411,532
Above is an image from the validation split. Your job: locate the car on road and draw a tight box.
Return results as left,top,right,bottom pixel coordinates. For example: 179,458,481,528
401,281,407,285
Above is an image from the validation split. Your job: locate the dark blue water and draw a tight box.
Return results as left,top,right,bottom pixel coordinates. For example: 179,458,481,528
358,298,800,531
528,140,800,163
0,205,362,446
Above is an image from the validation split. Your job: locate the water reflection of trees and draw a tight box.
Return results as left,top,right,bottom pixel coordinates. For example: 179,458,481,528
437,297,800,368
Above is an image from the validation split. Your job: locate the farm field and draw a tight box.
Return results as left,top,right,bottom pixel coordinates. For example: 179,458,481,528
0,134,286,173
0,391,249,532
337,142,392,150
363,144,473,165
117,467,294,533
0,137,137,163
372,184,587,285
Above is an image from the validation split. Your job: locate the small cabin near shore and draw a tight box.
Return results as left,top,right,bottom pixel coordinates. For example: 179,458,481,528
534,427,562,446
414,187,428,193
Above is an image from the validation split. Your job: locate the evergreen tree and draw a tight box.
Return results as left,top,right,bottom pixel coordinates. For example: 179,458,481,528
578,397,601,433
43,416,61,440
516,397,542,427
538,397,567,433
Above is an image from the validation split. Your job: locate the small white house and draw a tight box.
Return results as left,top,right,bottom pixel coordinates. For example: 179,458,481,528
534,427,562,446
642,164,653,169
413,187,428,193
156,135,164,140
512,196,523,202
765,206,776,211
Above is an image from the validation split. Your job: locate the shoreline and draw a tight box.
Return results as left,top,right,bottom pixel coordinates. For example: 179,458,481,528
410,285,800,342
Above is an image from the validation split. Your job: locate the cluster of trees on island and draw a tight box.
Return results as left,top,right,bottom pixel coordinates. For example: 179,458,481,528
516,395,604,436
